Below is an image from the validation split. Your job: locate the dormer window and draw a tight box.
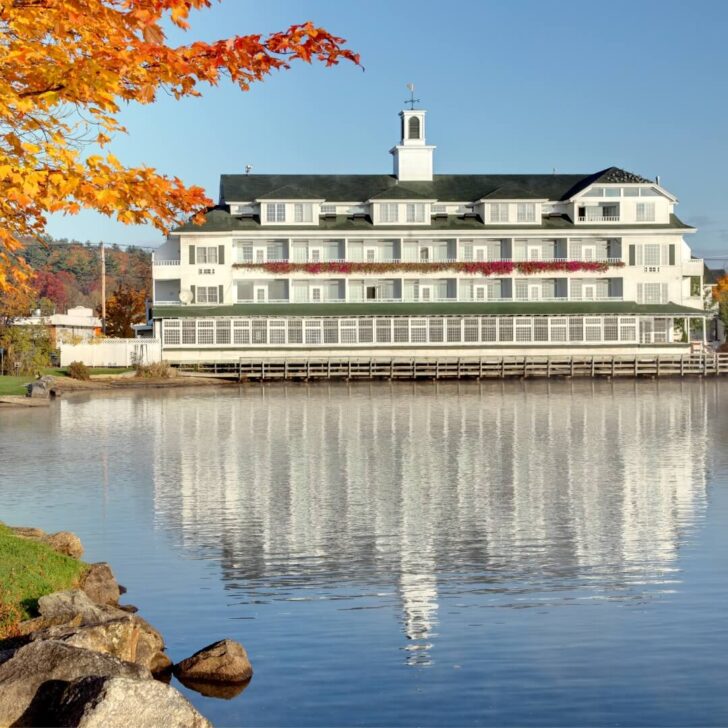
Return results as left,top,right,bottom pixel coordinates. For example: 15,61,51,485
406,203,426,223
408,116,421,140
490,203,509,223
266,203,285,223
380,203,399,223
294,203,313,223
516,203,536,223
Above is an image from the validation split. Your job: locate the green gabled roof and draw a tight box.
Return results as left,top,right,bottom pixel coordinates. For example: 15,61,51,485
219,168,659,205
368,184,435,200
174,208,692,233
154,301,707,319
256,184,322,200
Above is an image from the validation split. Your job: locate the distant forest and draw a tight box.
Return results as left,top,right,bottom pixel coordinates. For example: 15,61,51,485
21,238,151,313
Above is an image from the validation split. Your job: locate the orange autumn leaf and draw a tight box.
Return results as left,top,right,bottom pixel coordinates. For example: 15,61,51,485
0,1,360,291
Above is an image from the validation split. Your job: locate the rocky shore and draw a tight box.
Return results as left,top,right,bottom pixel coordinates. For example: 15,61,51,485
0,525,251,727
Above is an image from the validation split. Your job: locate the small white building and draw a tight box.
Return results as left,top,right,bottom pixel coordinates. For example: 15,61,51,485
149,104,707,362
15,306,101,343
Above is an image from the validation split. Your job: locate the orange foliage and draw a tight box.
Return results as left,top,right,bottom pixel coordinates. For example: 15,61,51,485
0,1,359,289
712,275,728,302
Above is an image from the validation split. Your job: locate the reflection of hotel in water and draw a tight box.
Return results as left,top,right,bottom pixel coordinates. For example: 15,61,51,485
151,382,709,665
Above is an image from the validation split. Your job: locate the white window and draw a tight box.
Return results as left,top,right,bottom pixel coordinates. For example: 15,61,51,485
254,286,268,302
236,244,253,263
197,246,218,264
419,247,430,261
528,283,542,300
490,203,509,223
309,247,322,262
639,282,666,304
644,244,661,266
310,286,323,302
196,286,218,304
255,248,265,263
636,203,655,222
321,204,336,215
517,203,536,223
406,203,426,223
419,285,434,301
473,246,488,261
365,248,377,262
527,245,542,261
266,203,286,223
380,203,399,223
581,245,596,261
474,285,488,301
294,203,313,223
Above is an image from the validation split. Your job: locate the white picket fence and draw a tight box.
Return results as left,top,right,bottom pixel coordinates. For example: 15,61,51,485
60,339,162,367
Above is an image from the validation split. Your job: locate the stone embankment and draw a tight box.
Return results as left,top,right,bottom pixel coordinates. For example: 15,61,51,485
0,525,252,727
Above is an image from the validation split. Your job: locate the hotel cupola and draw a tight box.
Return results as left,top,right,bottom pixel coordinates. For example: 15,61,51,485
390,101,436,181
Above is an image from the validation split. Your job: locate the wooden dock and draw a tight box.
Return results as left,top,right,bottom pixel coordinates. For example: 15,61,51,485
176,352,728,381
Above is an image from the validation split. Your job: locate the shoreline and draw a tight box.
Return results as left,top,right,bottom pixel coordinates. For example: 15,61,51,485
0,523,251,726
0,373,240,408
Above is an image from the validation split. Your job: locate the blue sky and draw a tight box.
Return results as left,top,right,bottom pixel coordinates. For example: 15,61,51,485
47,0,728,260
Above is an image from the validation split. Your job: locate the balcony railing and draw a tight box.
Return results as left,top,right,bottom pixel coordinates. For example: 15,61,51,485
153,259,181,266
578,216,620,223
228,295,625,305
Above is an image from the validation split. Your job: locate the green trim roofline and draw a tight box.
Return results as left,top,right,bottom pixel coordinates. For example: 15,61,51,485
153,301,708,319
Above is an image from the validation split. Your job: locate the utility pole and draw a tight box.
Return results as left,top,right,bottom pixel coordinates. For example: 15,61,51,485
100,242,106,335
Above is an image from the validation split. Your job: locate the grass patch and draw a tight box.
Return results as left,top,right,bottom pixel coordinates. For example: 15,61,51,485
0,368,133,395
0,376,33,396
0,524,87,637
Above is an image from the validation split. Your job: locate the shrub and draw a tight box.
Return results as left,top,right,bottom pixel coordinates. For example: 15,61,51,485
67,361,90,380
134,360,171,378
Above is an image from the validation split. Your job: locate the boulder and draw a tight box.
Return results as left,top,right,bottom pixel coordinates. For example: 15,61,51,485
38,589,116,625
80,563,120,606
174,639,253,683
26,381,49,399
35,675,212,728
44,530,84,559
9,526,84,559
0,640,149,727
34,591,167,673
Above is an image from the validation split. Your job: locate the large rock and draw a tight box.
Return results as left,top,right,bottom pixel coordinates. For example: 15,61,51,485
174,639,253,683
35,591,168,673
44,531,84,559
0,640,149,727
37,675,211,728
80,563,120,606
9,526,84,559
38,589,115,625
26,381,49,399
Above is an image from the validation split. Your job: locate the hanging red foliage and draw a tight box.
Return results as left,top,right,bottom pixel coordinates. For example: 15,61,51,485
232,260,623,276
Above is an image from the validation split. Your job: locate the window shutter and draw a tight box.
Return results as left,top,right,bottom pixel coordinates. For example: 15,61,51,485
629,245,636,266
637,283,643,303
669,244,675,266
190,285,196,303
636,246,643,265
661,283,668,303
218,285,224,304
218,245,225,265
189,245,195,265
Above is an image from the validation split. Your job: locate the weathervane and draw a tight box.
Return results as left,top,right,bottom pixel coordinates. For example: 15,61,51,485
404,83,420,110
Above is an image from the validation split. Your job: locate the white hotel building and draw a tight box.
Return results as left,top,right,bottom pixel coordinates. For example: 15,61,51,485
151,107,706,361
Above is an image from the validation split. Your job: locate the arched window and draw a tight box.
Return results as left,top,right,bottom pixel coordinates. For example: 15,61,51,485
408,116,421,140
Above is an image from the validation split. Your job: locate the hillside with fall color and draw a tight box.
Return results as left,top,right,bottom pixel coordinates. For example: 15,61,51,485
20,238,151,314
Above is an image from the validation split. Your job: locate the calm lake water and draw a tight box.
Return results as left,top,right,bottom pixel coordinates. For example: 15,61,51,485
1,380,728,727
